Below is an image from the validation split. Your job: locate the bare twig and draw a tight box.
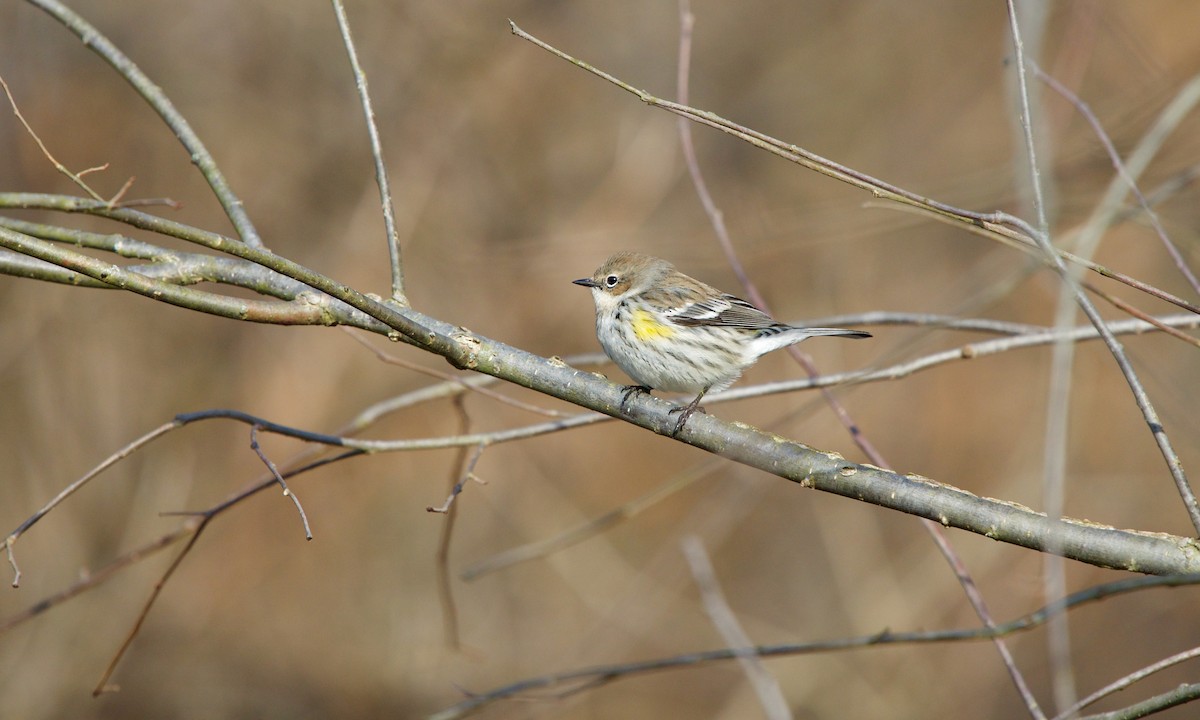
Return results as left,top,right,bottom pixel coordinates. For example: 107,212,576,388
250,425,313,540
0,73,122,203
0,195,450,351
0,224,388,329
747,314,1199,398
428,441,487,516
508,20,1039,240
330,0,405,301
1009,10,1200,570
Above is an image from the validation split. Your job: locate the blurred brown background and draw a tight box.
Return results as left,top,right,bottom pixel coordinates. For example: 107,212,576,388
2,1,1200,718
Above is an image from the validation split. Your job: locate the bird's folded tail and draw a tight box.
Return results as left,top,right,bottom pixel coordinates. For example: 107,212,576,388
792,327,872,339
750,325,871,356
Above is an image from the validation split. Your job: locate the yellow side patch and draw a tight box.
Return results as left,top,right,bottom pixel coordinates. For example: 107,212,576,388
631,308,676,340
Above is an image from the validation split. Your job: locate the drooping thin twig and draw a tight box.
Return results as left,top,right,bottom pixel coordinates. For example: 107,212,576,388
428,442,487,516
330,0,405,301
104,450,367,685
1,449,360,641
250,425,313,540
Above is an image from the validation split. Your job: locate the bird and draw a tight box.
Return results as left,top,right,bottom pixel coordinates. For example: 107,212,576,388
573,251,870,436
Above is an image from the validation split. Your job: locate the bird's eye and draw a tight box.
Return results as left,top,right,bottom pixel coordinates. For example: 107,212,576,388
604,275,619,288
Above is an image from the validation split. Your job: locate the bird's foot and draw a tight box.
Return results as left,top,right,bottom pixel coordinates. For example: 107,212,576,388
668,395,708,437
619,385,652,413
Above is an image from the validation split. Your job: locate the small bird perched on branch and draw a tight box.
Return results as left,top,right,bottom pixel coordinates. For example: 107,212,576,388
574,251,870,436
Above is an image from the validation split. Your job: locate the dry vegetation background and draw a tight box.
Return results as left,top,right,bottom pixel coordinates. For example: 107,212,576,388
2,1,1200,718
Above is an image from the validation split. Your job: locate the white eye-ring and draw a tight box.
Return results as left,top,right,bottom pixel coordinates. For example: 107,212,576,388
604,275,619,288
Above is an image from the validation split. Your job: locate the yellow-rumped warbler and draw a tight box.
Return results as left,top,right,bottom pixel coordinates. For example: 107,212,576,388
574,251,870,435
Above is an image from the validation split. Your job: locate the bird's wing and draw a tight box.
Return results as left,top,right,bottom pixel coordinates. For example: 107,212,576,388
665,293,777,330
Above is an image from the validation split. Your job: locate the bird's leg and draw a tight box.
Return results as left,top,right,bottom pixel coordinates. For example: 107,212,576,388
668,387,710,437
619,385,652,413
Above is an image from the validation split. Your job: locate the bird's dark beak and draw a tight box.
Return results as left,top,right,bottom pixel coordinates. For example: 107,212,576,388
573,277,599,288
